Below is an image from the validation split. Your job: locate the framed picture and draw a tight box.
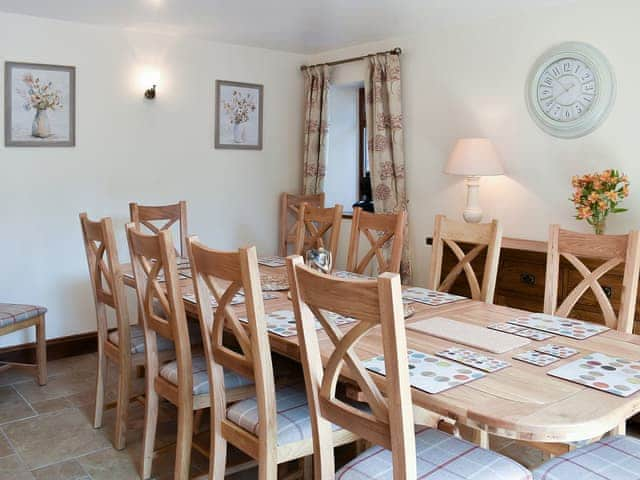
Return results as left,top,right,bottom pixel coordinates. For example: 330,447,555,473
215,80,263,150
4,62,76,147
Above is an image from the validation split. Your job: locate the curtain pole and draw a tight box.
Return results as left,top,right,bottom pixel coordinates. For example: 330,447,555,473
299,47,401,71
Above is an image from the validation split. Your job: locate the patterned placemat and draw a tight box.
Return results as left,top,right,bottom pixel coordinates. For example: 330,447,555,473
260,272,289,291
402,287,466,306
239,309,356,337
364,349,485,394
507,313,609,340
258,256,287,268
535,344,579,359
182,292,278,307
436,347,510,372
488,323,555,341
513,350,560,367
548,353,640,397
333,271,375,280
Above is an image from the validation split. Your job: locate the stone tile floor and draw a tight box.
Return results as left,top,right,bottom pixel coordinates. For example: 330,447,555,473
0,352,634,479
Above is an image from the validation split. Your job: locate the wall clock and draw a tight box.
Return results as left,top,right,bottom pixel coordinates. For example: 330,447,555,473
526,42,615,138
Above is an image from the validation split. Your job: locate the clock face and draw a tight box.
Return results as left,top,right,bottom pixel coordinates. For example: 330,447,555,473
527,42,615,138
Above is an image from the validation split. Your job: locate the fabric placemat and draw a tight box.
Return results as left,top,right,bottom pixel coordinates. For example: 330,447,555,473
407,317,530,354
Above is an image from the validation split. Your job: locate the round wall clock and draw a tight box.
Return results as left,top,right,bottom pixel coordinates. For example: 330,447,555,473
526,42,616,138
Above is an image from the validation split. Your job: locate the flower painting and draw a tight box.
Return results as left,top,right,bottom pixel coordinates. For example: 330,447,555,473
5,62,76,147
215,80,263,150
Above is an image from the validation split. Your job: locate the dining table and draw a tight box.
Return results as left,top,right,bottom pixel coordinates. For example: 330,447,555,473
122,259,640,447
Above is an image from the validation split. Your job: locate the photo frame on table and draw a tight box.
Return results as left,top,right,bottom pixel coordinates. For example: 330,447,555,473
4,62,76,147
214,80,263,150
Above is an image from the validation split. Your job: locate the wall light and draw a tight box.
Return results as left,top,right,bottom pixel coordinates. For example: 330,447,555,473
139,67,160,99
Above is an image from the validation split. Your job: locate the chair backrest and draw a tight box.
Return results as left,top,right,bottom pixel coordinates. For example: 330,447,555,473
294,203,343,263
287,256,416,479
544,225,640,333
126,225,194,393
279,192,325,256
129,201,189,257
427,215,503,303
187,238,276,451
347,207,406,275
79,213,129,355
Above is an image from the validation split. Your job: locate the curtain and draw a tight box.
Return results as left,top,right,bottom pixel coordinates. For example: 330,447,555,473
302,65,330,195
365,53,412,281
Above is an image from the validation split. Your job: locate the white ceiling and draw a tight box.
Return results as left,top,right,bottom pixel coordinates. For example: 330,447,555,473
0,0,577,54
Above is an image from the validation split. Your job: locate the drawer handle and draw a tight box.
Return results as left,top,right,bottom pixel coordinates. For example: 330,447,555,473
520,272,536,286
602,286,613,298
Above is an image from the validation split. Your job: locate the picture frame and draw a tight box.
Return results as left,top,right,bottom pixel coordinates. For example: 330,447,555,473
4,62,76,147
215,80,263,150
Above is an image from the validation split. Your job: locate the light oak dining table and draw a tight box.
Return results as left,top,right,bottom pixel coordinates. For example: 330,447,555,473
122,261,640,447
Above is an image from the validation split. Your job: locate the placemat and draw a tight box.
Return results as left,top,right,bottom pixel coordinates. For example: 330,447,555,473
364,349,485,394
258,256,287,268
487,323,555,341
436,347,510,372
407,317,530,354
333,271,375,280
548,353,640,397
508,313,609,340
239,309,356,337
402,288,466,306
182,292,278,307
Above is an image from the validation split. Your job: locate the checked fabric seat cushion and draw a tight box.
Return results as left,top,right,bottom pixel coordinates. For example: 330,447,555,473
0,304,46,328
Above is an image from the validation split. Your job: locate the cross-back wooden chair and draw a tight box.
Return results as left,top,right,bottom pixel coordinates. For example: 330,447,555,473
346,207,406,275
279,192,325,256
427,214,503,304
544,225,640,334
287,256,530,479
81,213,175,450
294,203,343,264
127,225,220,480
187,239,357,479
130,201,189,257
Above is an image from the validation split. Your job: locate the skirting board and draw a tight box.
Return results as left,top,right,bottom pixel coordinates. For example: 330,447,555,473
0,332,97,364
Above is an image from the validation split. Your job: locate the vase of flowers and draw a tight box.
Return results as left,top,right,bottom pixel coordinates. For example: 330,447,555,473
19,73,62,139
571,169,629,235
223,90,256,144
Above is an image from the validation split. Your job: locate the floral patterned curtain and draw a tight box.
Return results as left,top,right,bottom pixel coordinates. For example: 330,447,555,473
365,53,412,281
302,65,330,195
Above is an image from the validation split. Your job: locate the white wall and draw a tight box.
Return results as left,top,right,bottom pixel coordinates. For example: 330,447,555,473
0,12,304,347
309,0,640,287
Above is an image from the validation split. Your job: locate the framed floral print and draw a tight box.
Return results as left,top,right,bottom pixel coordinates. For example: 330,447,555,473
4,62,76,147
215,80,263,150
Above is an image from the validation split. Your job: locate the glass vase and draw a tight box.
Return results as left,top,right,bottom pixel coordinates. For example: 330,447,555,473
592,217,607,235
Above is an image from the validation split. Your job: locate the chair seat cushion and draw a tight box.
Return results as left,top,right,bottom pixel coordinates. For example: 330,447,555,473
533,435,640,480
226,384,340,446
0,304,46,328
159,354,253,396
108,325,175,354
336,428,532,479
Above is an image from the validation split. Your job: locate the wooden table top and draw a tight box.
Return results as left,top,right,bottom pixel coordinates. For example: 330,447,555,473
123,263,640,444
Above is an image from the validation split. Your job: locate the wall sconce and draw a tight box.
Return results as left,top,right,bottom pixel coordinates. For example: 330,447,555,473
144,85,156,99
140,68,160,100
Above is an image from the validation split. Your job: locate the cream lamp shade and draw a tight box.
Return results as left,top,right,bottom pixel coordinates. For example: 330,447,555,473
445,138,504,223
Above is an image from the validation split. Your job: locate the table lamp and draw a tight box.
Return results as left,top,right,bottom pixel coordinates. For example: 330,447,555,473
444,138,504,223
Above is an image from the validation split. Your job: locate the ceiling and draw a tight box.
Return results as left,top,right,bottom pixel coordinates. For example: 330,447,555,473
0,0,577,54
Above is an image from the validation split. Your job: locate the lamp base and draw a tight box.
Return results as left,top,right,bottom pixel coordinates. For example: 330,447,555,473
462,176,483,224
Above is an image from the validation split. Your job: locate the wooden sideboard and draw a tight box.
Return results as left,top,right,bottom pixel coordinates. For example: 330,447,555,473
426,236,640,334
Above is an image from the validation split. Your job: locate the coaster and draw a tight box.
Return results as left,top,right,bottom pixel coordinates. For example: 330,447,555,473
258,256,287,268
402,287,466,306
548,353,640,397
535,344,579,359
239,309,356,337
436,347,510,373
364,349,485,394
513,350,560,367
508,313,609,340
487,323,554,341
487,323,527,334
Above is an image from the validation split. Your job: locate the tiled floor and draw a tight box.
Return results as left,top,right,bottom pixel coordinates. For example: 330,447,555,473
0,352,628,479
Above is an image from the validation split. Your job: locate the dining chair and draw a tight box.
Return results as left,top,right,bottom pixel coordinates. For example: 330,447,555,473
187,238,358,479
287,256,531,479
0,305,46,386
279,192,325,256
544,225,640,334
346,207,406,275
126,226,239,480
129,200,189,257
80,213,175,450
427,214,503,304
294,203,343,264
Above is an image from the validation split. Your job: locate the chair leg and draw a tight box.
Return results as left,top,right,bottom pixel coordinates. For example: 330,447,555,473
210,419,228,480
35,316,47,386
93,343,106,429
141,387,159,480
113,363,130,450
258,449,278,480
174,405,194,480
